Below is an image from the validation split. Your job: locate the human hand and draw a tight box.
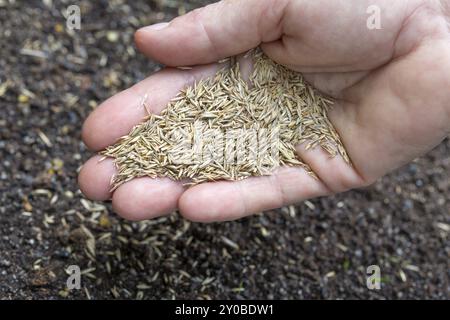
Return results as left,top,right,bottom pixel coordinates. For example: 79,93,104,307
79,0,450,222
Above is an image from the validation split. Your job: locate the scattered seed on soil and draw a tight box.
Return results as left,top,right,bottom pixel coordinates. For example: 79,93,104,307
3,0,448,301
101,50,350,190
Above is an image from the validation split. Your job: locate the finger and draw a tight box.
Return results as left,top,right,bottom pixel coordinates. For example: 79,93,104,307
82,63,222,151
78,150,185,221
78,155,116,201
301,71,369,98
134,0,288,66
179,166,329,223
261,0,427,74
112,177,185,221
295,144,366,193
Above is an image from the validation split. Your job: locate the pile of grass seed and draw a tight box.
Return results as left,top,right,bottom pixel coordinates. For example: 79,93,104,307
101,50,350,190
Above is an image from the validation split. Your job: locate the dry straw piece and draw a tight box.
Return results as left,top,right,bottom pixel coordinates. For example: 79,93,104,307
101,49,350,190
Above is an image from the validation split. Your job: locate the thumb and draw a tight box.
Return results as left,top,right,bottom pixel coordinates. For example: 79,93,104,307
134,0,288,66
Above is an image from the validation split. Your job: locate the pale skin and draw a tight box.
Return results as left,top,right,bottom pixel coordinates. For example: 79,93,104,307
78,0,450,222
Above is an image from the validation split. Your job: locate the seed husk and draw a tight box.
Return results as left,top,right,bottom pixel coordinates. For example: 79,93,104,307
101,49,350,190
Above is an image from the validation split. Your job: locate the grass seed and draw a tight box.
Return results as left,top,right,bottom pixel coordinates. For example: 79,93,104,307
101,49,350,190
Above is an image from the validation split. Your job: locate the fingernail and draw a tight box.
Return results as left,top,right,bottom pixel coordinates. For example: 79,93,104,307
145,22,169,31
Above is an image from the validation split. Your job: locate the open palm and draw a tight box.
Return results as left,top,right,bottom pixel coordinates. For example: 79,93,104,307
79,0,450,221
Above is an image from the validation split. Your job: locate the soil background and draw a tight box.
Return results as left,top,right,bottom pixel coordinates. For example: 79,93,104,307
0,0,449,299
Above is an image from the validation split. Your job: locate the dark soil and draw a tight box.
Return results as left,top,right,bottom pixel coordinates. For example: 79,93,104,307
0,0,449,300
